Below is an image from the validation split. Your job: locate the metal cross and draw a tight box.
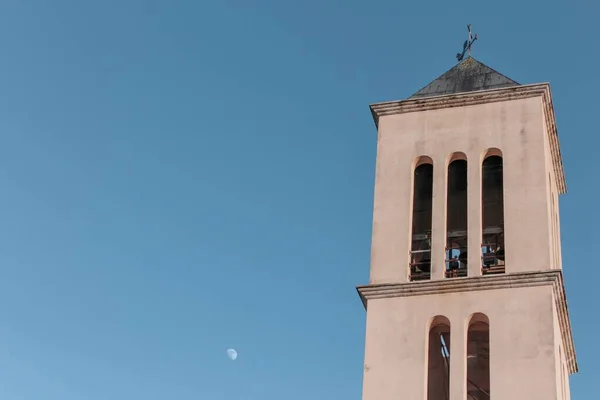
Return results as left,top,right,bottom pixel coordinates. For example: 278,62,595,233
456,24,478,62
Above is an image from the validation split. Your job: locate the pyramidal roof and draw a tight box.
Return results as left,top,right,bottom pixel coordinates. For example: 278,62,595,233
409,57,519,99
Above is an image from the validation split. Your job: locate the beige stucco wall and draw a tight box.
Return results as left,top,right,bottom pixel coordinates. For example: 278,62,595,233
370,95,561,284
553,298,571,400
361,285,560,400
542,113,563,270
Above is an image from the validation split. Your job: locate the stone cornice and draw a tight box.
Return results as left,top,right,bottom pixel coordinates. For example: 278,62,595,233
356,270,578,374
369,84,567,194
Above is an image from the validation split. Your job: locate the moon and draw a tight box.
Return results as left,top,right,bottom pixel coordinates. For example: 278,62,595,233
226,348,238,361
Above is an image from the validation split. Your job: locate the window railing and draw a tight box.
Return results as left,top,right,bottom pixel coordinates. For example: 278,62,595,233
481,244,505,275
445,245,467,278
409,249,431,281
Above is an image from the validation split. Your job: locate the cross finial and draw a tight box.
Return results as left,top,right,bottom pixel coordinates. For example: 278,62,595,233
456,24,478,62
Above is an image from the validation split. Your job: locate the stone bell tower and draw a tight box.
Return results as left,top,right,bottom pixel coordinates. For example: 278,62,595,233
357,56,577,399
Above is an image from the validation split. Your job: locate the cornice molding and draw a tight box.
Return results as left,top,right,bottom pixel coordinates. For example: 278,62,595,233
356,270,578,374
369,84,567,194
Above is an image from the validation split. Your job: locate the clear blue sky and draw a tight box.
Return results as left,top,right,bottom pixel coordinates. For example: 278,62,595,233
0,1,597,399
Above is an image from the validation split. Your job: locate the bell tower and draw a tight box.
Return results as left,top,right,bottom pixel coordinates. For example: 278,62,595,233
357,56,577,399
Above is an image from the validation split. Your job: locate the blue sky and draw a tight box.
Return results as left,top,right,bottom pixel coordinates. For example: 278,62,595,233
0,1,597,399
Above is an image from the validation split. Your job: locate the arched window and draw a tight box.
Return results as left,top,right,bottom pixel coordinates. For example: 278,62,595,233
481,150,505,275
410,157,434,281
446,154,468,278
427,316,451,400
466,313,490,399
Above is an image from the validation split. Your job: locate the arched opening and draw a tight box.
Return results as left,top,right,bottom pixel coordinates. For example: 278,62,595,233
427,316,451,400
410,157,434,281
466,313,490,400
481,151,505,275
446,154,468,278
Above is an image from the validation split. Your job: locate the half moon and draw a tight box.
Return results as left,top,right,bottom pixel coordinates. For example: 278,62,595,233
226,348,238,360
